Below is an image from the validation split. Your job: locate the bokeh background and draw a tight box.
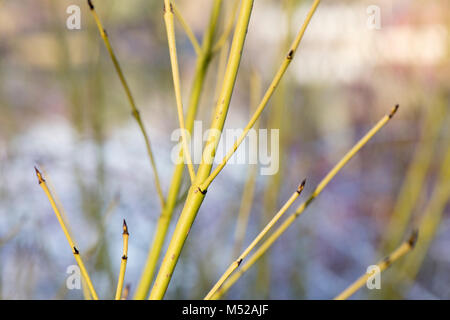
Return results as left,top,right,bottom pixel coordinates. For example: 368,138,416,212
0,0,449,299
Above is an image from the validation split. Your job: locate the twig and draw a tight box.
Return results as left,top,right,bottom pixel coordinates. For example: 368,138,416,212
212,0,240,53
199,0,321,192
163,0,196,183
211,105,400,299
35,167,99,300
204,180,305,299
87,0,165,208
39,166,93,300
149,0,255,300
133,0,223,300
212,40,230,109
396,143,450,287
81,278,92,300
381,100,447,253
334,230,419,300
172,2,202,55
115,220,129,300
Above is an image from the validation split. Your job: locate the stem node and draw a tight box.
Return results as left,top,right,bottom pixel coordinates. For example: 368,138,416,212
297,179,306,194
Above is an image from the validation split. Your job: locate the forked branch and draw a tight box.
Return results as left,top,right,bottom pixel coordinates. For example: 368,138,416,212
163,0,197,183
334,230,418,300
199,0,321,193
35,167,99,300
204,180,305,299
211,105,400,299
172,2,202,55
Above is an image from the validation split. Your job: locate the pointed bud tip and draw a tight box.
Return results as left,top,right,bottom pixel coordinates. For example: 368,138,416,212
389,104,399,119
34,166,45,184
123,219,129,235
297,179,306,193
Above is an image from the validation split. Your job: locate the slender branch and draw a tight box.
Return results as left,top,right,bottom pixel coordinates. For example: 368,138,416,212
39,166,94,301
212,40,230,108
212,0,240,53
380,100,447,254
87,0,165,208
39,166,94,300
204,180,305,300
34,167,99,300
40,167,76,237
395,143,450,288
133,0,223,300
115,220,129,300
149,0,255,300
199,0,321,192
163,0,196,183
211,105,400,299
334,230,419,300
81,278,92,300
172,2,202,55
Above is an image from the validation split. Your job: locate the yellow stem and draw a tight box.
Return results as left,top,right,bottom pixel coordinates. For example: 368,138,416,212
397,144,450,287
212,0,240,53
334,230,418,300
212,40,230,112
35,167,99,300
115,220,129,300
381,100,447,253
40,166,92,301
81,278,92,300
149,0,254,300
172,2,202,55
204,181,305,299
133,0,223,300
199,0,321,192
88,0,165,208
163,0,196,183
211,105,399,299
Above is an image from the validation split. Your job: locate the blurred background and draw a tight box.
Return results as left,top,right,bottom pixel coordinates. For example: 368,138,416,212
0,0,449,299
